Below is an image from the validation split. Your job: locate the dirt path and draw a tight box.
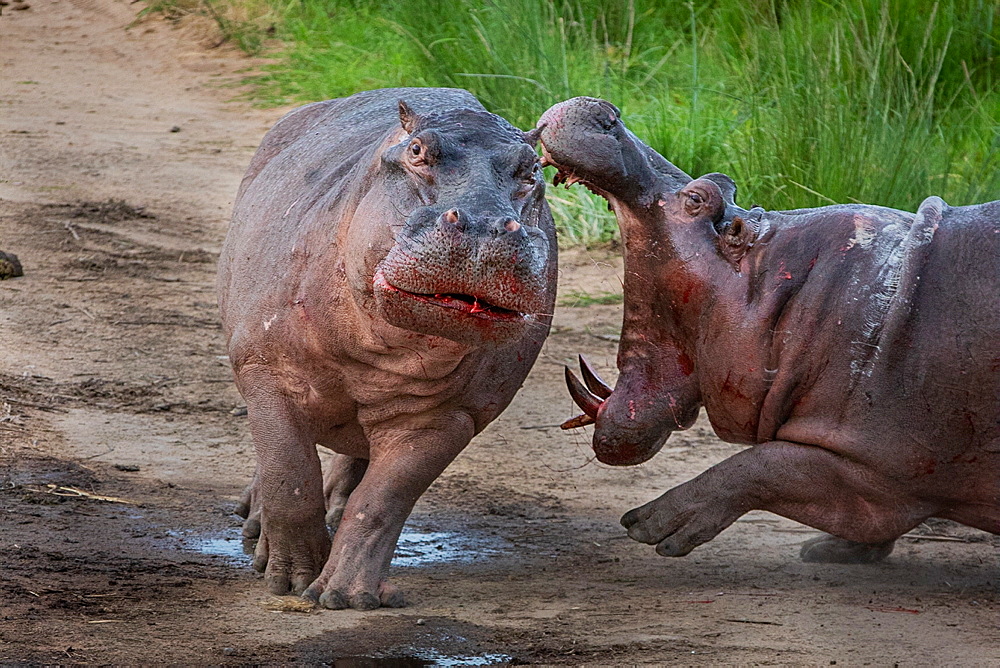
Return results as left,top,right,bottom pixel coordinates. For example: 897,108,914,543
1,1,997,664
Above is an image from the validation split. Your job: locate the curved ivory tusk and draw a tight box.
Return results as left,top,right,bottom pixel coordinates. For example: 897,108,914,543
565,366,603,418
578,354,612,399
560,413,596,430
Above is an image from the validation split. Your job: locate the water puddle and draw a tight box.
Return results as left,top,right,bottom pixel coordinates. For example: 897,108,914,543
331,651,511,667
164,525,505,569
391,529,504,568
165,528,251,564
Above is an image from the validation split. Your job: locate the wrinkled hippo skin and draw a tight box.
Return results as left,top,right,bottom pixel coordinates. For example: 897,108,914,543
540,96,999,564
218,88,556,609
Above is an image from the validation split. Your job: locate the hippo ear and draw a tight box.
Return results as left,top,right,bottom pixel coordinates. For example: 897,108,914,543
398,100,420,134
523,125,544,147
717,213,759,268
699,172,737,207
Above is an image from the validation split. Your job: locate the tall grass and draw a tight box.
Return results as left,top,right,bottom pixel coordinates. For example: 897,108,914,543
174,0,1000,245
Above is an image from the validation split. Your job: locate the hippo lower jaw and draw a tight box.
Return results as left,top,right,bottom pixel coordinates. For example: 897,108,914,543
373,269,535,345
561,356,677,466
593,427,667,466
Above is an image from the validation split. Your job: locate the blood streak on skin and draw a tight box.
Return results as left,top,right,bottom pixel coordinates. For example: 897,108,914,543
677,351,694,375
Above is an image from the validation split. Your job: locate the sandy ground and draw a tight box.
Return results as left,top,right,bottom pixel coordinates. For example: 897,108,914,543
1,1,997,664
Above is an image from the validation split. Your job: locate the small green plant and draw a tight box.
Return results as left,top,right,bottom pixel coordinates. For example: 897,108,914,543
557,289,624,308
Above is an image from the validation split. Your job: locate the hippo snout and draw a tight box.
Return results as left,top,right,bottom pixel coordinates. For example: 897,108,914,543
436,207,527,238
592,411,669,466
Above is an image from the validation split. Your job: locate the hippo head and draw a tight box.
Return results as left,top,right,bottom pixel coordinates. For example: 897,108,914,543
537,96,692,207
353,101,554,348
540,98,763,466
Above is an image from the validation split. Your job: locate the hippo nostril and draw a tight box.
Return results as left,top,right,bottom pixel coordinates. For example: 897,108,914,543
504,220,521,233
442,209,460,225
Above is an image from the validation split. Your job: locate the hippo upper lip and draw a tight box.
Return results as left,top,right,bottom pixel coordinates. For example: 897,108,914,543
541,148,611,200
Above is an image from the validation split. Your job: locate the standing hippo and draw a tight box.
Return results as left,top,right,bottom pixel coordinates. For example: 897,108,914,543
539,96,999,564
218,88,556,609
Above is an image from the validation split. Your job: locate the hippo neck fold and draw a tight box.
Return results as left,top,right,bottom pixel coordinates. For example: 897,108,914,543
610,199,723,432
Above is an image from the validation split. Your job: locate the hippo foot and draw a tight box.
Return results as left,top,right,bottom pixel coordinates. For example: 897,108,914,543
303,575,405,611
253,515,331,596
620,483,739,557
799,535,895,564
234,481,262,539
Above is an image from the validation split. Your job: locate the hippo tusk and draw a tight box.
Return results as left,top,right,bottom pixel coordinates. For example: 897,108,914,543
578,354,612,399
564,366,604,419
560,413,596,430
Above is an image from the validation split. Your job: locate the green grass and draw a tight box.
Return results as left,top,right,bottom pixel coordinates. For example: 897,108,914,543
558,289,625,308
157,0,1000,246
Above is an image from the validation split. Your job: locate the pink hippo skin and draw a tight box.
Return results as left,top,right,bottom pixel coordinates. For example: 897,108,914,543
539,96,999,565
218,88,556,609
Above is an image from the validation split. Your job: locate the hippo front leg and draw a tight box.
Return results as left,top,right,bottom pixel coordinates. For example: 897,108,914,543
799,534,896,564
304,412,474,610
621,440,934,559
244,389,331,595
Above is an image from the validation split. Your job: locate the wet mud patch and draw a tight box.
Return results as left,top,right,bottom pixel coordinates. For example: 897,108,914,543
282,617,517,666
276,614,726,666
0,455,257,665
60,199,155,225
0,370,228,414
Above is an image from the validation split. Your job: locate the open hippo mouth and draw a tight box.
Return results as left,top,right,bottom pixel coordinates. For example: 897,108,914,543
541,152,614,205
373,269,539,346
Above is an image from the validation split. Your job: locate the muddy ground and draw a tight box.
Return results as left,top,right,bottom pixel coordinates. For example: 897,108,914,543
1,1,997,665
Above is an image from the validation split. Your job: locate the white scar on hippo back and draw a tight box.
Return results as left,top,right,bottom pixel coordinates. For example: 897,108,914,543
845,215,876,250
848,199,941,381
263,314,277,331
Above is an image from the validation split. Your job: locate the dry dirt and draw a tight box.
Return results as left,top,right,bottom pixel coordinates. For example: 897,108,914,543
1,1,997,665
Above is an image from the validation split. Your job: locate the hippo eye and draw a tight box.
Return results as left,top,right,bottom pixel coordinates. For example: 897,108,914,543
688,191,704,204
409,142,422,157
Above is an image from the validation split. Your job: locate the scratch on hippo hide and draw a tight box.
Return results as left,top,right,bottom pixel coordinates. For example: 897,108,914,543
849,197,942,383
845,215,877,250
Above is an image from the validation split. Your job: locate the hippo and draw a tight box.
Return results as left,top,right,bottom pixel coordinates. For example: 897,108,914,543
539,96,999,564
217,88,556,609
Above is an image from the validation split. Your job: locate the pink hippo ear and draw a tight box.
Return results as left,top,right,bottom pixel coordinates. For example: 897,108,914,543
398,100,420,134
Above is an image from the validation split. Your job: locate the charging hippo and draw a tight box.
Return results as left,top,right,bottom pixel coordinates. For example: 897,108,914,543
218,88,556,609
539,96,999,564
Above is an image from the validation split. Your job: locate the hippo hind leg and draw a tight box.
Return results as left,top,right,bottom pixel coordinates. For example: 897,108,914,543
322,453,368,532
800,534,896,564
234,470,261,539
